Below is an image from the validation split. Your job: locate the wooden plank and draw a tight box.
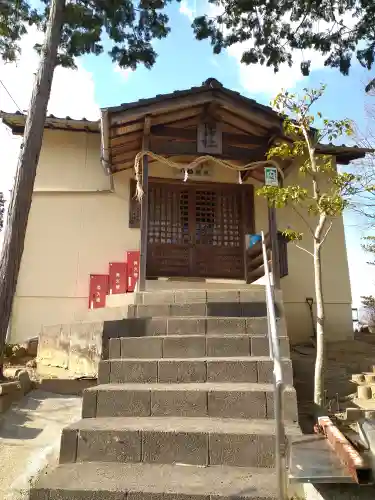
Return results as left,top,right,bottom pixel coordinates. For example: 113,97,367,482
149,136,266,161
112,150,137,165
149,107,202,127
110,131,142,147
139,116,151,292
111,140,141,156
110,91,218,125
151,125,269,148
110,121,144,138
217,93,281,130
219,108,269,136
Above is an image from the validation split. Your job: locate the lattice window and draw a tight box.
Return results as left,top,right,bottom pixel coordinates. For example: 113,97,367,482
148,185,189,245
195,189,241,247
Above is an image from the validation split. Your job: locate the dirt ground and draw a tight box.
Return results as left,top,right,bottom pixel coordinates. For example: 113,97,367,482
292,336,375,432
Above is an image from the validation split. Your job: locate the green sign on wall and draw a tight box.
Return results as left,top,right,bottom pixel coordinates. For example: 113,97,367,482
264,166,278,186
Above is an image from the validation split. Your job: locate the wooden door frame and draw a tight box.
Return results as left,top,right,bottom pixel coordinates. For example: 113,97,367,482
146,178,255,279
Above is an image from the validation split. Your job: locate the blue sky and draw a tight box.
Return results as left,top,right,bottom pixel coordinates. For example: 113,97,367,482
81,0,375,307
1,0,375,307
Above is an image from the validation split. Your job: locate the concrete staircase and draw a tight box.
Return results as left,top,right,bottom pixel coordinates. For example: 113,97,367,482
30,287,300,500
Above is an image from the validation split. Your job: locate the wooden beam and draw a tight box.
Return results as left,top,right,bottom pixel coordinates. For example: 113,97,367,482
110,91,218,125
110,121,144,138
110,131,142,147
149,137,267,161
112,151,137,165
151,125,269,148
139,115,151,292
219,108,269,136
111,140,141,156
217,93,281,130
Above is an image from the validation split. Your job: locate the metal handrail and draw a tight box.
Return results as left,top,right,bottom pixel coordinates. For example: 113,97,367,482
261,231,288,500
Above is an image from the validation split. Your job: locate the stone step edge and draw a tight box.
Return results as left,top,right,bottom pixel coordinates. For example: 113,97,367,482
64,416,301,435
86,382,296,392
30,462,281,500
105,356,289,362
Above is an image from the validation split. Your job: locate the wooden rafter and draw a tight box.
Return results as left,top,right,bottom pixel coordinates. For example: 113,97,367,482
110,91,218,125
150,125,270,148
148,136,267,162
218,108,269,136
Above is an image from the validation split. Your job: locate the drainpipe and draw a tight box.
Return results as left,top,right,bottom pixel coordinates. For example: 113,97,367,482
100,110,115,191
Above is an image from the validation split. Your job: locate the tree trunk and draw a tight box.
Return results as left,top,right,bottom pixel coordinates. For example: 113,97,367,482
313,236,325,407
0,0,65,378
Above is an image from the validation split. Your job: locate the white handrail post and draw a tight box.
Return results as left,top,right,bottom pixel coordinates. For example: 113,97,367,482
261,231,288,500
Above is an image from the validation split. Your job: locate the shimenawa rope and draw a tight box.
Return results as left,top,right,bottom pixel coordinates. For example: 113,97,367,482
133,151,283,201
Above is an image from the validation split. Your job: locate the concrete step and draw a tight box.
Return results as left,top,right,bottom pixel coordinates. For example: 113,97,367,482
135,288,282,305
128,302,282,318
82,382,298,421
60,417,300,468
102,316,286,338
109,334,290,359
30,462,281,500
98,357,293,385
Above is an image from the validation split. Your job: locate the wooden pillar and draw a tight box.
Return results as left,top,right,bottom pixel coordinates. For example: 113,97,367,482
138,116,151,292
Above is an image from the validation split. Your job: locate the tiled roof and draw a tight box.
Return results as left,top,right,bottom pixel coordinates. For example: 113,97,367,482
0,110,99,134
103,77,278,119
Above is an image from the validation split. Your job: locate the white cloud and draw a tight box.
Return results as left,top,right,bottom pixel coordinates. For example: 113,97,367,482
0,26,99,241
114,65,132,81
179,0,196,21
180,2,357,97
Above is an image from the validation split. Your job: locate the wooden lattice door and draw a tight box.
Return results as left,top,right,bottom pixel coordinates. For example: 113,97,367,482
193,186,243,279
147,181,245,279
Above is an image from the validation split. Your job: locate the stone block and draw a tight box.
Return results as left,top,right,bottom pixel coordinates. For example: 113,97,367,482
109,338,121,359
246,318,268,336
174,290,207,304
59,428,78,464
145,318,168,335
208,390,267,419
257,360,293,385
206,318,246,335
142,431,208,465
358,385,372,400
151,390,207,417
209,433,274,467
138,304,171,318
142,291,175,305
0,381,21,395
121,337,162,359
206,360,257,383
206,303,242,317
98,361,110,384
206,336,250,357
163,336,206,358
206,291,239,303
345,407,364,423
170,303,207,317
266,389,298,422
76,429,141,462
0,395,13,413
82,389,97,418
96,388,151,417
37,324,70,370
251,336,290,357
109,360,158,383
158,360,207,383
167,318,205,335
241,302,268,318
69,322,103,377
